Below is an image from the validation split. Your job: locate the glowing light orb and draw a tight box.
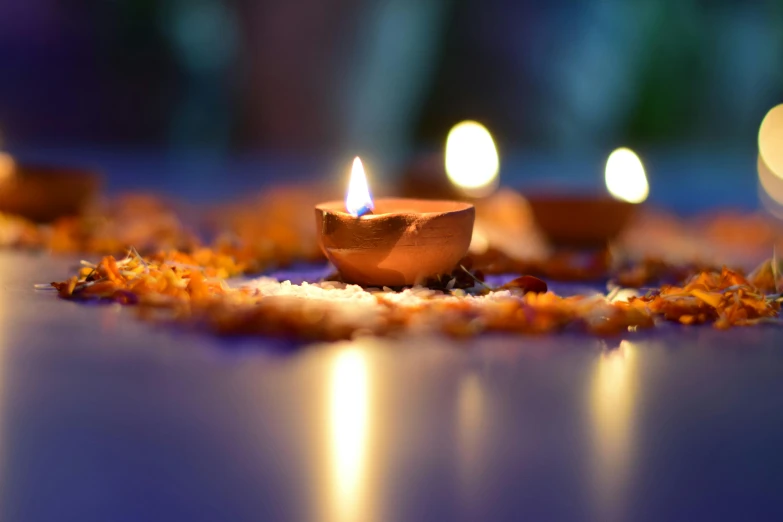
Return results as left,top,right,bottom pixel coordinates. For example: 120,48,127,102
445,121,499,197
605,148,649,204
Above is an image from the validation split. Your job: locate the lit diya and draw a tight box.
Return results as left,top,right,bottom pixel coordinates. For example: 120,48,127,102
315,157,475,287
758,104,783,219
527,148,649,248
0,153,101,222
400,120,500,200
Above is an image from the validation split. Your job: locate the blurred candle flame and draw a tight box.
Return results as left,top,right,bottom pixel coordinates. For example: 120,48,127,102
0,153,15,183
346,157,374,217
759,104,783,181
445,121,499,197
605,148,649,204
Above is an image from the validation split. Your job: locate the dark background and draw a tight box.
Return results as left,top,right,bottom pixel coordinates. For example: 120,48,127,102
0,0,782,166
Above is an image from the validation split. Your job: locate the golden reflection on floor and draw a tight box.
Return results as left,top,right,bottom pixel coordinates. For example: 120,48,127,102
0,256,10,498
326,348,371,522
589,341,639,522
457,373,485,497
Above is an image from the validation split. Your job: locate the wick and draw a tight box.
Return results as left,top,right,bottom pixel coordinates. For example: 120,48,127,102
355,205,374,218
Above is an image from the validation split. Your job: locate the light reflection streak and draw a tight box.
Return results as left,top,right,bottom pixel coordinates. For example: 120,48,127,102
327,349,371,522
588,341,638,522
0,257,8,499
456,373,485,495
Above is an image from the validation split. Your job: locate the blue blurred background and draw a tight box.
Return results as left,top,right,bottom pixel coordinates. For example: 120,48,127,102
0,0,782,208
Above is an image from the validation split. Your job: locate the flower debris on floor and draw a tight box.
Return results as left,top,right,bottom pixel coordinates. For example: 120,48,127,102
6,188,777,340
48,249,782,341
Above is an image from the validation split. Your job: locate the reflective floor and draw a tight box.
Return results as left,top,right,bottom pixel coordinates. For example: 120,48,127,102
1,251,782,522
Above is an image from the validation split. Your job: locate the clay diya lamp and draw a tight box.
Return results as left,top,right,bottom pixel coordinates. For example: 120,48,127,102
526,148,649,248
315,157,475,287
400,121,500,200
0,154,101,222
526,193,637,248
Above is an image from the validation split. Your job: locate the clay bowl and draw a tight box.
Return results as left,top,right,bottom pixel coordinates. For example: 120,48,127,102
0,161,101,222
526,193,637,248
315,198,475,287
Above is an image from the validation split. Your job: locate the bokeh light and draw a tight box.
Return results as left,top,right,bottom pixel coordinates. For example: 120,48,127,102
605,147,649,204
0,153,15,183
759,104,783,181
445,121,499,198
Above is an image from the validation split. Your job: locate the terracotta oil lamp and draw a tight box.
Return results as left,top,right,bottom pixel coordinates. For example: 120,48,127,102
527,148,649,248
0,154,101,222
315,157,475,287
400,121,500,201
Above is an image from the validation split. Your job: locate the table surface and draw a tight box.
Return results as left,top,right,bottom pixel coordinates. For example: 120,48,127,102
2,251,783,522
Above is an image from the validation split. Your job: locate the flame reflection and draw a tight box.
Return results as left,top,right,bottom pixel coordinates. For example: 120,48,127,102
588,342,638,521
345,157,374,217
0,257,7,494
327,349,371,522
758,105,783,220
445,121,500,198
605,148,649,204
456,373,485,494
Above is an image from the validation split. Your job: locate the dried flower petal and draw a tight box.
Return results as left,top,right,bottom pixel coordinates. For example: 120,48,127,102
500,275,548,294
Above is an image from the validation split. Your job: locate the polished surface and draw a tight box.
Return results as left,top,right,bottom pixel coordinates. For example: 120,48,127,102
0,144,778,522
1,251,783,521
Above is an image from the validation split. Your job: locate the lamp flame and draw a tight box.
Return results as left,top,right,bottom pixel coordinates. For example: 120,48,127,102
605,148,649,204
0,153,15,183
758,105,783,220
445,121,499,197
759,104,783,181
346,157,374,217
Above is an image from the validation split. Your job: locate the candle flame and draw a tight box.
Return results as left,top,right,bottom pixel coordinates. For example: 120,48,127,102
345,157,374,217
605,148,649,204
445,121,499,197
758,106,783,220
759,104,783,181
0,153,15,183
